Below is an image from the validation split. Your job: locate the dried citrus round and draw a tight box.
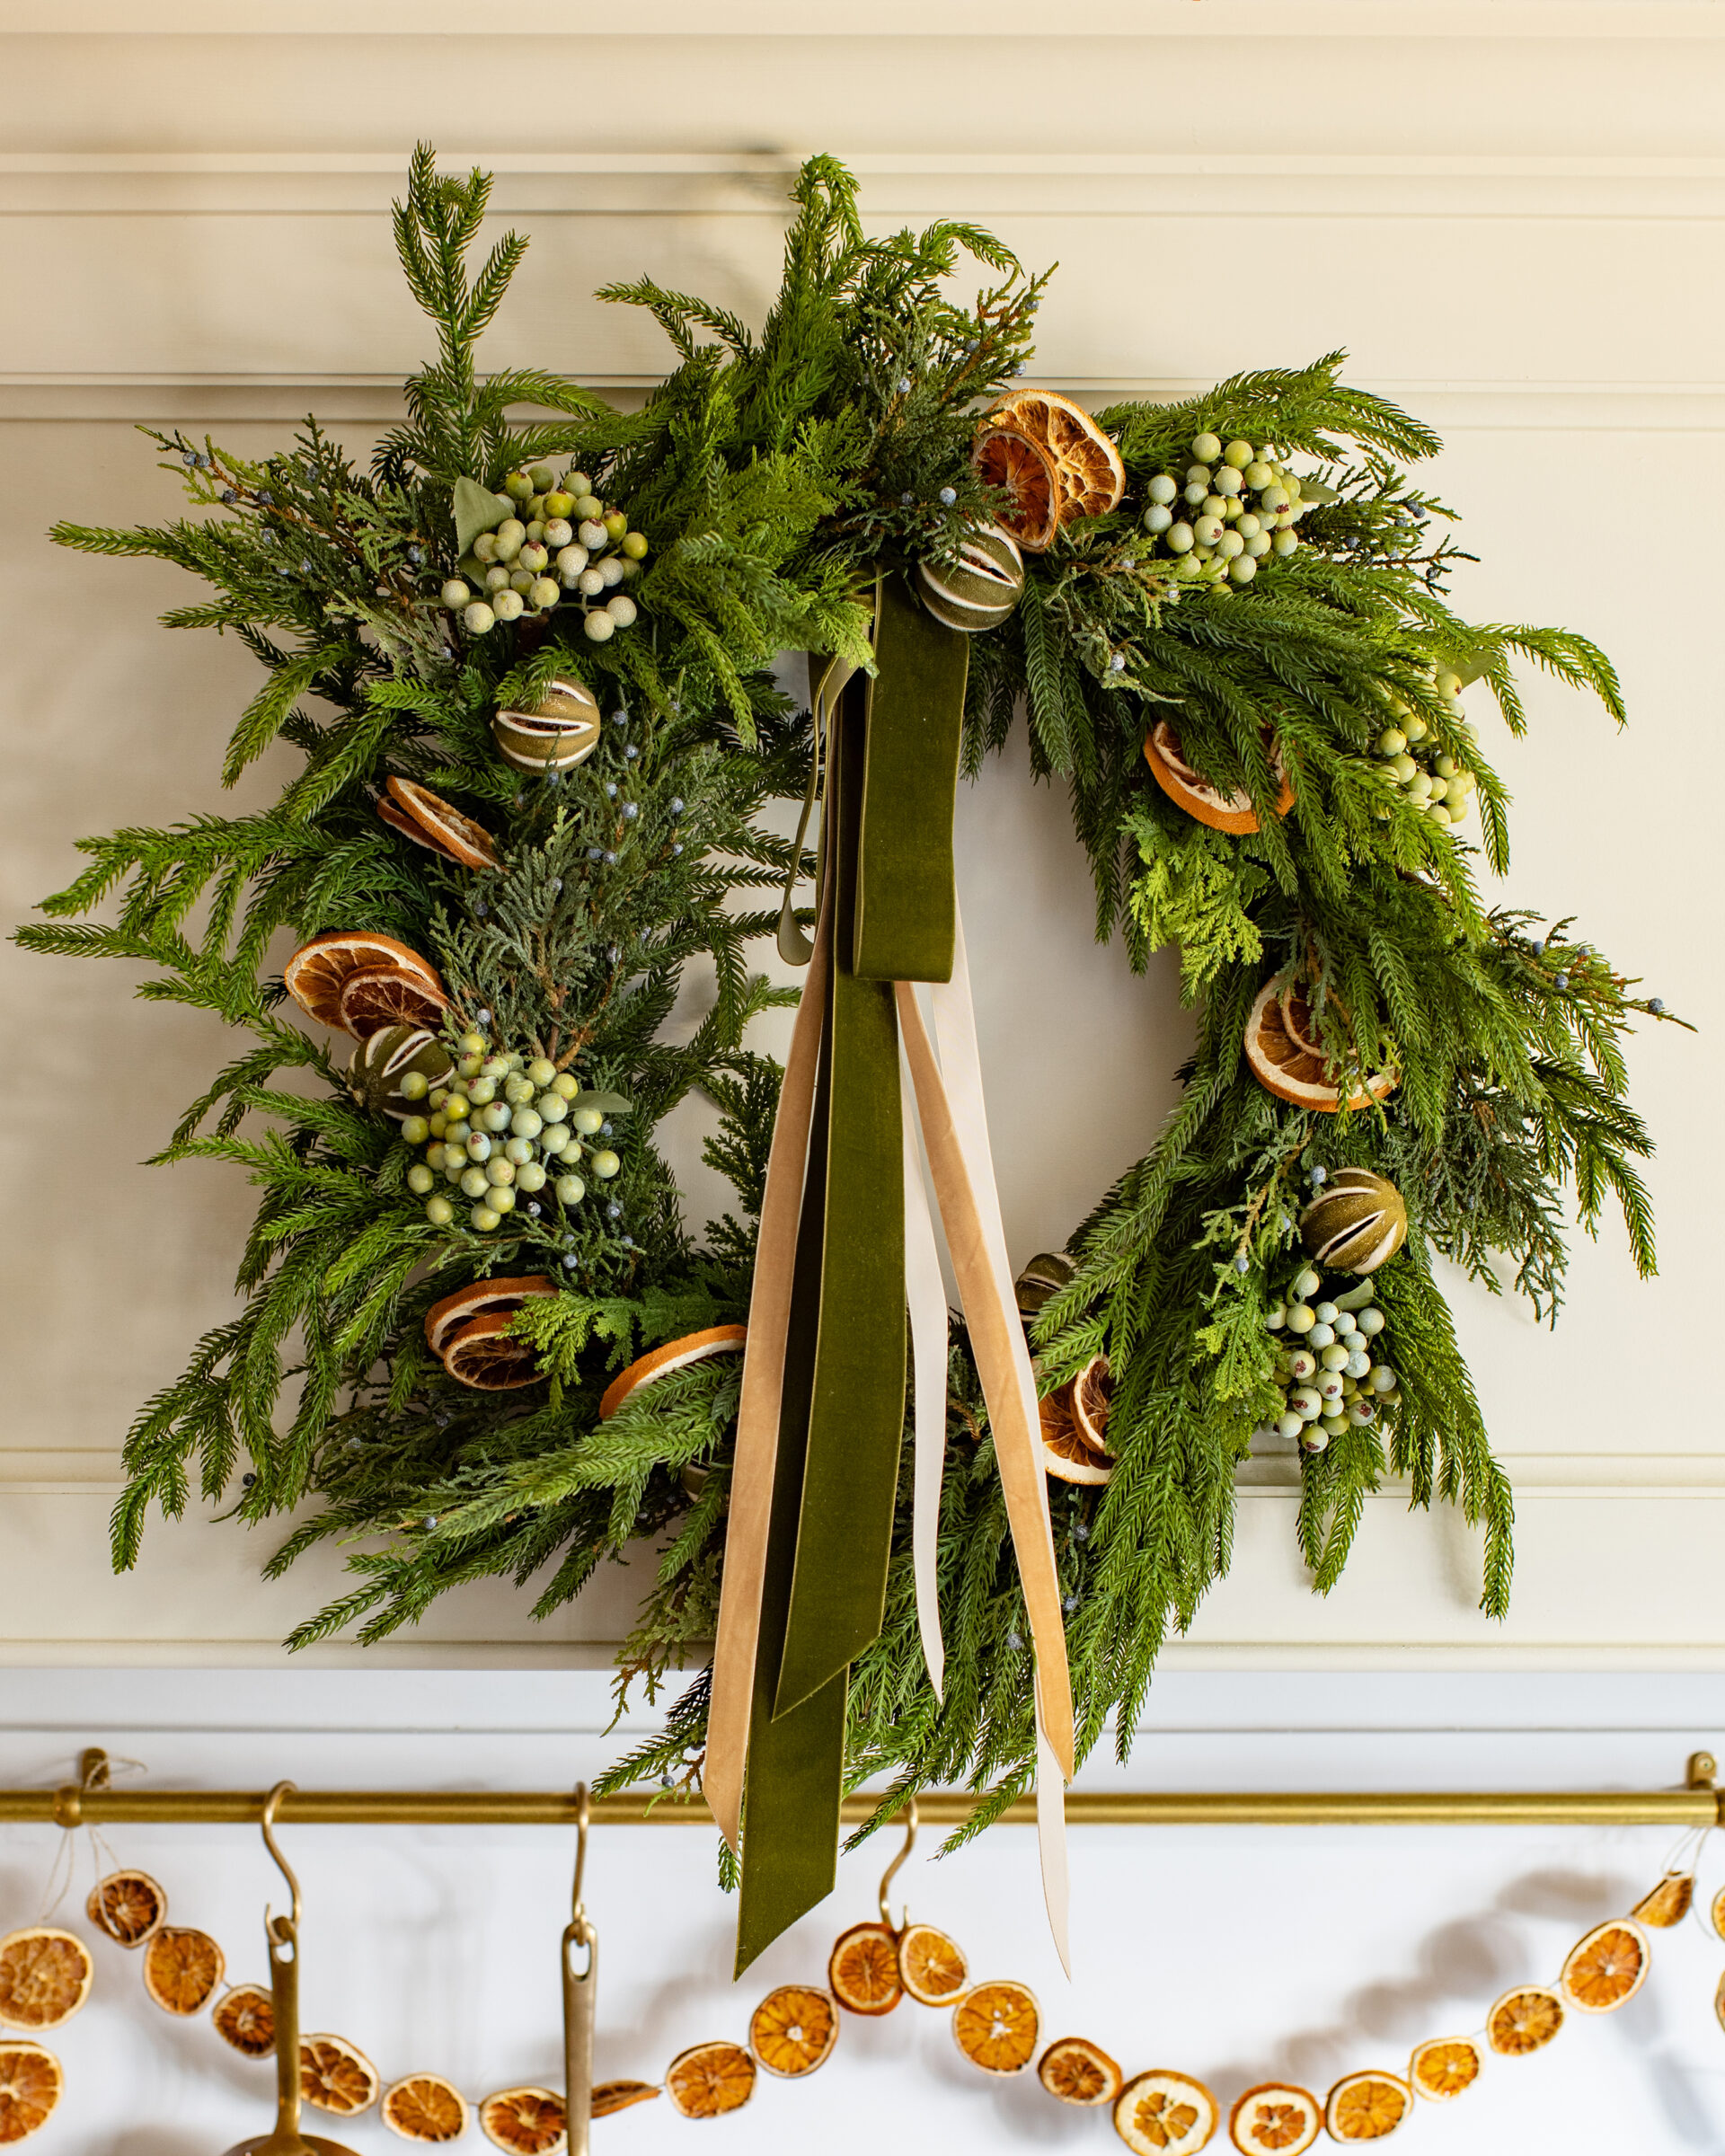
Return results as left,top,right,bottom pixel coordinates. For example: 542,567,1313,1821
1633,1872,1694,1928
338,963,449,1040
142,1926,223,2016
1407,2037,1480,2101
1244,981,1395,1115
898,1922,969,2007
0,2045,61,2144
748,1984,838,2077
284,930,441,1031
599,1325,748,1420
1113,2069,1218,2154
1716,1967,1725,2035
1324,2072,1410,2141
1037,2035,1121,2106
85,1869,166,1948
1144,720,1293,837
593,2081,659,2117
440,1312,544,1391
1561,1919,1648,2011
973,423,1062,552
380,777,500,870
1039,1382,1112,1485
479,2087,565,2152
212,1984,276,2058
1228,2082,1320,2154
986,389,1126,524
951,1979,1039,2074
381,2072,470,2143
1714,1884,1725,1941
1486,1984,1564,2056
0,1932,93,2032
665,2040,756,2119
828,1922,903,2015
423,1275,556,1359
302,2034,380,2116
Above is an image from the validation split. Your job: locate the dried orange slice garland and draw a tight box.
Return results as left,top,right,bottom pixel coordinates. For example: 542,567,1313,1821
85,1869,166,1948
0,2045,61,2146
381,2072,469,2142
301,2032,381,2116
0,1933,92,2033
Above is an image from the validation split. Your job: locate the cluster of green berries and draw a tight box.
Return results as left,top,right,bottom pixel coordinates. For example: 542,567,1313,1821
397,1029,624,1235
1261,1267,1398,1453
1139,431,1307,589
1372,670,1477,829
439,464,650,643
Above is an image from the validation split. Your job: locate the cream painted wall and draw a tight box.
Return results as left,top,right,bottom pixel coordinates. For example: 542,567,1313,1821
1,11,1724,2146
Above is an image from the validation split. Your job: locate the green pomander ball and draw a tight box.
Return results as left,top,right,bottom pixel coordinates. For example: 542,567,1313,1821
1299,1167,1408,1275
1015,1249,1075,1318
349,1025,453,1121
491,677,602,773
916,524,1025,633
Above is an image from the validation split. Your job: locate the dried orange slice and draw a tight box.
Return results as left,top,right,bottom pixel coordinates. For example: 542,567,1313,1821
1632,1872,1694,1927
1324,2072,1410,2141
665,2040,756,2119
1229,2083,1320,2154
1068,1354,1112,1451
986,389,1126,523
141,1926,224,2016
898,1922,969,2006
748,1984,838,2077
599,1325,748,1420
381,777,499,870
0,2044,61,2143
441,1312,544,1391
302,2034,380,2116
0,1934,92,2033
1039,1382,1112,1485
338,963,449,1039
1560,1918,1648,2011
1485,1984,1563,2055
1713,1884,1725,1940
1717,1967,1725,2035
212,1984,276,2059
1038,2035,1121,2106
382,2072,470,2143
1243,980,1396,1115
593,2081,659,2117
973,423,1062,552
479,2087,565,2152
86,1869,167,1948
424,1275,556,1359
951,1979,1039,2074
1406,2037,1479,2101
1144,720,1294,837
284,930,441,1031
1114,2068,1218,2154
828,1922,903,2016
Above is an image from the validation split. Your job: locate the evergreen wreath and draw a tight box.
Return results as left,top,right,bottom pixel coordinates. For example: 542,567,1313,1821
20,150,1677,1857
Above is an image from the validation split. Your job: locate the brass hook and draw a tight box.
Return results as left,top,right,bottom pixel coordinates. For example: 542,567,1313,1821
260,1781,302,1941
569,1784,592,1942
877,1798,918,1931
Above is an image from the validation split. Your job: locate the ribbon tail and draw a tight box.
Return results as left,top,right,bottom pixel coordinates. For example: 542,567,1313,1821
1035,1710,1073,1980
903,1065,950,1701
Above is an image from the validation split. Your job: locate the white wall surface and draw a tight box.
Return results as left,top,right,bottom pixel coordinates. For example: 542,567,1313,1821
2,4,1724,2148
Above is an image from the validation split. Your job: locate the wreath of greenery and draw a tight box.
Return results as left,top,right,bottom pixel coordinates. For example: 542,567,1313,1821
19,151,1675,1851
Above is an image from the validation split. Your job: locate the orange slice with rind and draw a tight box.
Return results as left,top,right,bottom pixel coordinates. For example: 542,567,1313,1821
986,389,1126,523
381,2072,470,2143
1038,2035,1121,2107
592,2081,659,2118
1243,980,1397,1115
1114,2069,1219,2153
479,2087,565,2152
1229,2082,1320,2154
441,1312,544,1392
1713,1883,1725,1940
338,963,449,1039
1633,1872,1694,1928
1144,720,1294,837
951,1979,1039,2074
599,1325,748,1421
1560,1919,1648,2011
1039,1381,1111,1485
1407,2037,1480,2101
302,2034,379,2116
665,2040,756,2119
897,1922,969,2006
1068,1354,1112,1452
86,1869,167,1948
973,423,1062,552
424,1275,556,1360
142,1927,223,2017
1324,2072,1410,2141
1486,1985,1563,2055
748,1984,839,2077
828,1922,903,2016
0,2043,61,2143
381,776,500,870
284,930,441,1032
0,1934,92,2033
212,1984,276,2059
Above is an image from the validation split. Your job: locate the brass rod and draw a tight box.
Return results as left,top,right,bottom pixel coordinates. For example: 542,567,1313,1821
4,1785,1719,1831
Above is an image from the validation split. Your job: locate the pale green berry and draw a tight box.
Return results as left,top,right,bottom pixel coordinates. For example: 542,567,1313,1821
1286,1349,1317,1381
463,602,496,634
486,1157,515,1187
1259,484,1289,514
1435,670,1463,699
544,490,575,519
505,470,535,500
1166,522,1195,553
555,1173,587,1206
1307,1321,1336,1348
1391,754,1417,783
1293,1268,1321,1299
1230,554,1257,583
478,1101,509,1134
407,1163,435,1195
544,519,574,550
1236,513,1261,539
1194,514,1224,547
1404,714,1429,743
1222,496,1243,521
425,1196,455,1226
467,1078,496,1106
1405,773,1432,802
1148,473,1178,506
606,595,639,627
1143,504,1173,535
505,1076,534,1105
518,543,549,576
442,1094,471,1123
493,589,526,623
464,1133,492,1165
1172,553,1203,579
501,1136,532,1167
1245,533,1271,558
516,1160,547,1193
530,578,562,611
584,612,615,642
1243,462,1272,489
622,531,650,560
591,1149,621,1180
509,568,535,596
1183,482,1208,507
1369,1365,1396,1393
557,544,589,582
511,1108,544,1140
473,533,500,563
524,521,546,546
484,566,509,595
1278,1412,1305,1441
1357,1306,1384,1336
1224,438,1253,469
441,579,471,608
1186,464,1213,487
1377,728,1406,756
1314,1302,1337,1323
1286,1303,1316,1333
401,1115,430,1147
539,1123,572,1155
1191,432,1223,462
577,568,605,596
602,510,627,542
1290,1386,1322,1420
425,1144,447,1171
598,558,625,588
1320,1343,1350,1372
493,519,526,561
471,1205,500,1232
525,1056,555,1087
460,1166,490,1198
573,1107,605,1135
1218,530,1244,560
1215,467,1243,498
1435,754,1457,778
1273,529,1299,557
536,1093,568,1124
1428,776,1449,801
1321,1414,1348,1437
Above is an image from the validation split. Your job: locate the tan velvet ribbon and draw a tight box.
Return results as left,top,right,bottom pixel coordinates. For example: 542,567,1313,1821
901,1072,950,1701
